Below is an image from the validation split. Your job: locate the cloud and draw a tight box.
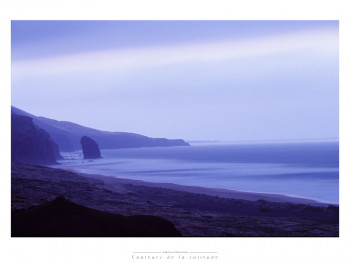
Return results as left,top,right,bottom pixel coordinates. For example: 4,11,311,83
12,27,338,78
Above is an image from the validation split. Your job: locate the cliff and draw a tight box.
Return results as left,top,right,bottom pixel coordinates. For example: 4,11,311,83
80,136,102,159
11,106,190,152
11,114,62,165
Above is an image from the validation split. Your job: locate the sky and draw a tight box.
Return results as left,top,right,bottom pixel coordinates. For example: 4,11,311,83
11,20,339,141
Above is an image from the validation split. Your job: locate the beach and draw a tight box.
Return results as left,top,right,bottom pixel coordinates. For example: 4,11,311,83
11,162,339,237
54,141,339,205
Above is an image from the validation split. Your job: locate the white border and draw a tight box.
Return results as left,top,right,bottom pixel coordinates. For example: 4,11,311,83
1,1,349,263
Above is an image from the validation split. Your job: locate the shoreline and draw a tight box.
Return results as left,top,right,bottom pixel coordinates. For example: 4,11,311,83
50,162,332,206
55,142,339,206
73,170,328,206
12,163,339,236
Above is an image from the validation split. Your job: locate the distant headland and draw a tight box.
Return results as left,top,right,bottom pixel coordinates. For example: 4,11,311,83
11,106,190,154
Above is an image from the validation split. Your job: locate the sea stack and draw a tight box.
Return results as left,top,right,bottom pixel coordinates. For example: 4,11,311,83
80,136,102,159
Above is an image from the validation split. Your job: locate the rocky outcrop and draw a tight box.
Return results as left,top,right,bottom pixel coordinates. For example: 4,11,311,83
80,136,101,159
11,114,62,165
11,197,182,237
11,106,190,152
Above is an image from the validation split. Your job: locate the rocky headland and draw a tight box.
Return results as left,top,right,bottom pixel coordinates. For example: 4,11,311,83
11,114,62,165
11,106,190,152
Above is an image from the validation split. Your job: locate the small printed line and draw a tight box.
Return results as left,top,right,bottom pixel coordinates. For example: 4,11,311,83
132,252,162,254
188,252,218,254
132,251,218,254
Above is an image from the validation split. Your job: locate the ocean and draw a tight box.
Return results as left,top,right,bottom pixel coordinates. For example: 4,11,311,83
53,140,339,204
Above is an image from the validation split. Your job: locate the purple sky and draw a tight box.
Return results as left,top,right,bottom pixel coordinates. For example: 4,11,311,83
11,21,338,141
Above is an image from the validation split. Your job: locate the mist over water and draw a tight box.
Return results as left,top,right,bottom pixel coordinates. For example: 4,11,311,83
53,140,339,204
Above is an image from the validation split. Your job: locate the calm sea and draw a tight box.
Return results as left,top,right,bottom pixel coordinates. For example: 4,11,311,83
53,140,339,204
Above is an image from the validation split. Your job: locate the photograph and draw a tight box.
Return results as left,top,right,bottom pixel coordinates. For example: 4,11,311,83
11,20,339,238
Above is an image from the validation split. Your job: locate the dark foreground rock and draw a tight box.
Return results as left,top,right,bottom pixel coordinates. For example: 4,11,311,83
80,136,102,159
12,196,181,237
11,114,62,165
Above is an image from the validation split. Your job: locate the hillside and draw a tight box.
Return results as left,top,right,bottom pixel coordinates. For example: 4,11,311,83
11,106,190,152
